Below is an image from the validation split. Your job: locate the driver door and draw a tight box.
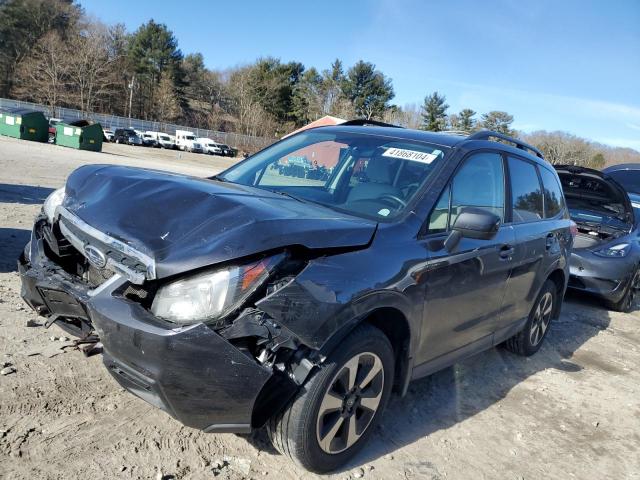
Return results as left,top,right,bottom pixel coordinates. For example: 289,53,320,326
416,151,517,366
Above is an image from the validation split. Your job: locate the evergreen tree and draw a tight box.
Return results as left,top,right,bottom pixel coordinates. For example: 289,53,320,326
480,111,514,135
421,92,448,131
458,108,477,132
126,20,186,119
341,61,394,120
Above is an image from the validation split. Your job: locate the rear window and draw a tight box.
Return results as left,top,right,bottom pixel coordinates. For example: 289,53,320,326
508,157,544,222
539,167,565,218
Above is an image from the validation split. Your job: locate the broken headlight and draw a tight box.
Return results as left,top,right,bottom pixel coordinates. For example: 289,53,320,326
593,243,630,258
43,187,65,224
150,255,282,325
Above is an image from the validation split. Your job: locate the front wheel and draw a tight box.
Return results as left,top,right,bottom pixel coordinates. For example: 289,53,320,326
607,267,640,313
505,279,556,356
267,324,394,473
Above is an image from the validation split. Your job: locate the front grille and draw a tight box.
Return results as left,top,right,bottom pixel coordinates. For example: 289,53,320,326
85,264,115,287
56,207,156,285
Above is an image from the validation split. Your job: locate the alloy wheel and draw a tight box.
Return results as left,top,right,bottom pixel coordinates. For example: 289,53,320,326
626,269,640,311
316,352,384,454
529,292,553,346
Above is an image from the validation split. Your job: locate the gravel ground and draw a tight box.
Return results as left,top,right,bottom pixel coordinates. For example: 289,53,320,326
1,135,639,480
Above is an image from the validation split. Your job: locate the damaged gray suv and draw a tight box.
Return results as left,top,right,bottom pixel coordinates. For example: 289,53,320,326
19,122,572,472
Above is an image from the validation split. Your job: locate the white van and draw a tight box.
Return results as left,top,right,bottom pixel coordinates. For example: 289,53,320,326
175,130,203,153
197,137,223,155
146,131,175,149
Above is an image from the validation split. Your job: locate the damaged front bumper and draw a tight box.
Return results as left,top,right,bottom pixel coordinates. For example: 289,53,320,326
18,228,297,433
568,249,636,302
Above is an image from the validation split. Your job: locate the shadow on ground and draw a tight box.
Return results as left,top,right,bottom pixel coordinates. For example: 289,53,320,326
0,183,54,205
0,227,30,273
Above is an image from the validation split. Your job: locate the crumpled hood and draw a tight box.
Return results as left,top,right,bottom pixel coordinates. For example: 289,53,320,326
61,165,377,278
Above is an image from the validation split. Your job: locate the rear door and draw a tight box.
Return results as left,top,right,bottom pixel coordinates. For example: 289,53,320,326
417,151,516,364
498,156,561,326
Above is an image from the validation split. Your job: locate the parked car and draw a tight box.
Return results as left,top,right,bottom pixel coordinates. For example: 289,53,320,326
146,131,175,149
18,124,572,473
602,163,640,206
197,137,223,155
140,132,159,148
48,117,62,143
113,128,142,146
175,130,203,153
219,143,237,157
102,128,114,142
557,164,640,311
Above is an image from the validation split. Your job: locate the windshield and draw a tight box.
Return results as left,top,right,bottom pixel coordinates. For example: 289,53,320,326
606,170,640,195
160,135,170,141
219,130,447,220
186,135,195,140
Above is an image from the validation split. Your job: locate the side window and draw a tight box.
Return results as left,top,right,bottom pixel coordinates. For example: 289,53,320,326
426,152,504,233
450,152,505,225
508,157,544,222
427,185,450,234
539,167,565,218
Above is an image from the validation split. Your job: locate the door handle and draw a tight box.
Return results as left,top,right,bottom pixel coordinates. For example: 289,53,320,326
499,244,515,259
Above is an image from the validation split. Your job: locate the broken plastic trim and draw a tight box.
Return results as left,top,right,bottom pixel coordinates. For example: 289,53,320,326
56,206,156,284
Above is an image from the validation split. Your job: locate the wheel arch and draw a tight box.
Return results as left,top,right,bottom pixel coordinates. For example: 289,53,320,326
320,306,413,396
546,268,566,318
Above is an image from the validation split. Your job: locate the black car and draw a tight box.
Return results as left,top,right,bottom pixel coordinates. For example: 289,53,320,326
557,164,640,311
19,124,572,472
219,143,237,157
113,128,142,146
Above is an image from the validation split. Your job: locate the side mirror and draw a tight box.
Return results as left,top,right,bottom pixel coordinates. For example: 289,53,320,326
444,207,501,251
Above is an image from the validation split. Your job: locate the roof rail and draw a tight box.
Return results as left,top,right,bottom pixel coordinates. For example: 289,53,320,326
440,130,471,136
467,130,544,159
340,119,403,128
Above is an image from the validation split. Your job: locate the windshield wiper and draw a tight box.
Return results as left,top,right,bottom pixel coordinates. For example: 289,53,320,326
210,174,232,183
266,188,307,203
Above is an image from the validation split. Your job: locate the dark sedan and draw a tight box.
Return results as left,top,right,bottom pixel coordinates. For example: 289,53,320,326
556,165,640,311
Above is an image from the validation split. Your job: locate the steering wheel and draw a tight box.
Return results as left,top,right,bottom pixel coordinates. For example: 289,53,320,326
379,194,407,208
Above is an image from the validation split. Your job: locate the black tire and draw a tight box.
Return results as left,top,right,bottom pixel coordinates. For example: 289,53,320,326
505,279,557,356
607,266,640,313
267,324,394,473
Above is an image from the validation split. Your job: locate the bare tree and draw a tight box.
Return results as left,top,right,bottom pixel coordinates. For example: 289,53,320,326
13,31,70,111
524,131,609,169
67,22,119,112
153,71,181,121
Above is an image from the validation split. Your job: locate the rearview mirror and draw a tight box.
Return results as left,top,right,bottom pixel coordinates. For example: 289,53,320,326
444,207,501,251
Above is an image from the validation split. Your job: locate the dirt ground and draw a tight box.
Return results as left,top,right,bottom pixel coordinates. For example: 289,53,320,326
1,135,639,480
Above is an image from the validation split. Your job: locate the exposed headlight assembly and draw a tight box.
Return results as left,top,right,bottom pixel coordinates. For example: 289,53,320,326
151,255,283,325
43,187,65,224
593,243,631,258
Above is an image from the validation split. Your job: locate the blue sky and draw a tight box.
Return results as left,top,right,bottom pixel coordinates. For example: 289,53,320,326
81,0,640,151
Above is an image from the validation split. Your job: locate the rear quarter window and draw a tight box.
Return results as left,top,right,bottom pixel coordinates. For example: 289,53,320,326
539,167,565,218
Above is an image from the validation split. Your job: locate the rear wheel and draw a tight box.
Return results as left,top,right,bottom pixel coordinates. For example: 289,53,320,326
607,266,640,313
505,279,556,356
267,324,394,473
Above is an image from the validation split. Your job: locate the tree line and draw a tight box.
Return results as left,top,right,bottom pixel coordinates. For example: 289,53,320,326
0,0,637,166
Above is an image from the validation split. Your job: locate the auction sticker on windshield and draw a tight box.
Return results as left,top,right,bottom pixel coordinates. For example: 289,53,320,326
383,147,438,164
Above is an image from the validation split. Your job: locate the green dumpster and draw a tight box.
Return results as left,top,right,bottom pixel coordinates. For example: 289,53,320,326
55,121,103,152
0,109,48,142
